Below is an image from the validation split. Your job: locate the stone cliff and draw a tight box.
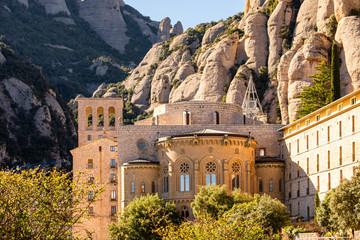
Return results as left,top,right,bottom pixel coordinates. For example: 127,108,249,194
97,0,360,124
0,44,77,169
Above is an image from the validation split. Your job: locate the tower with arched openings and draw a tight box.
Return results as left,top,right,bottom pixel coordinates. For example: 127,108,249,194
77,97,123,146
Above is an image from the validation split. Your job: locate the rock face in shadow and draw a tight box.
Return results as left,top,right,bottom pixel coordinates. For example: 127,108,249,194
94,0,360,124
0,45,77,168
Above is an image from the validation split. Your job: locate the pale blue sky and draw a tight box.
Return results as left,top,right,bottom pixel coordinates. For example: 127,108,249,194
124,0,246,30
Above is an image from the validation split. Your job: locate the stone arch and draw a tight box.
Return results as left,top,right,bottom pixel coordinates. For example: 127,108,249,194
97,106,104,127
86,106,93,127
228,156,245,191
108,106,115,127
199,155,222,186
174,156,194,192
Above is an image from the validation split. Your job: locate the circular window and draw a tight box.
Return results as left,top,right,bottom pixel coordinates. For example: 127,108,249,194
232,162,240,173
137,141,147,150
180,163,189,173
205,162,216,173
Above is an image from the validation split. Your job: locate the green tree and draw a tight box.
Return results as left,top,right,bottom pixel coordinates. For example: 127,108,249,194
330,170,360,237
191,185,233,218
314,191,320,223
331,42,341,100
296,61,333,118
108,194,182,240
158,215,266,240
0,167,104,239
316,189,338,235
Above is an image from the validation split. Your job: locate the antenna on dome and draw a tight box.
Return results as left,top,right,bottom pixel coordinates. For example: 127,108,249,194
241,75,267,123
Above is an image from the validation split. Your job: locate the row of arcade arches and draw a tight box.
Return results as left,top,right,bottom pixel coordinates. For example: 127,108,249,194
86,106,116,127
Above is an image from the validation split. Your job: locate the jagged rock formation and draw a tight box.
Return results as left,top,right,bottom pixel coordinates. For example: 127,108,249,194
95,0,360,124
0,45,76,168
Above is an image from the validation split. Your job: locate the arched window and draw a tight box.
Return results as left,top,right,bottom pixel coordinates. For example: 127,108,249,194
141,182,145,193
108,106,115,126
180,163,190,192
163,166,169,193
152,182,155,193
86,107,92,127
205,161,217,185
231,162,241,190
183,111,190,125
269,179,273,192
131,182,135,193
259,179,263,192
97,107,104,127
214,111,220,124
180,205,190,218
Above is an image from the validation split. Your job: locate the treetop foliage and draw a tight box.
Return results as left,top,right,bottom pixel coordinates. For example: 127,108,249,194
0,167,104,239
296,61,333,119
316,168,360,237
108,194,181,240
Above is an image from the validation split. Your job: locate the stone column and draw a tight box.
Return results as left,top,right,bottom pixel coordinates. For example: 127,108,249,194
194,159,200,194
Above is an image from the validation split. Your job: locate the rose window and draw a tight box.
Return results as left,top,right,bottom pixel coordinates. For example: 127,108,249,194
232,162,240,173
205,162,216,173
180,163,189,173
163,166,169,174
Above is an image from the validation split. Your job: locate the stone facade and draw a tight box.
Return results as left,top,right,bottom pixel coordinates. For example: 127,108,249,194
72,99,285,239
281,89,360,221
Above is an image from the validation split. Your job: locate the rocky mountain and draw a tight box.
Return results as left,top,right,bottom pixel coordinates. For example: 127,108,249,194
0,0,183,100
0,43,77,169
98,0,360,124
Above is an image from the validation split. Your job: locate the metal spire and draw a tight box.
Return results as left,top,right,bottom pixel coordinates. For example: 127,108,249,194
241,75,267,122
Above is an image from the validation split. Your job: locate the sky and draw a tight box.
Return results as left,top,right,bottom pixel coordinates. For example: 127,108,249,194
124,0,246,30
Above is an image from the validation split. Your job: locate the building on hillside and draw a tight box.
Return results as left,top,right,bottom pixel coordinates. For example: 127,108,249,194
280,89,360,221
71,88,360,239
72,98,284,239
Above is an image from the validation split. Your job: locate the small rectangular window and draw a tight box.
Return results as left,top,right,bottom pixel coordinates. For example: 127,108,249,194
88,135,92,141
338,103,343,111
306,135,309,150
307,158,309,174
328,151,331,169
297,139,299,153
111,174,116,182
316,131,319,146
110,146,115,152
111,206,116,215
353,142,356,162
98,135,103,139
317,154,319,172
326,109,331,116
88,159,93,169
111,190,116,200
317,176,320,192
88,174,94,183
351,97,357,105
328,173,331,190
152,182,155,193
279,180,282,192
110,159,116,168
327,126,331,142
269,181,273,192
339,146,342,166
131,182,135,193
352,115,355,133
340,170,343,181
305,119,310,126
89,207,94,214
316,114,320,121
339,121,342,138
88,191,94,200
296,124,300,130
259,148,265,156
288,128,292,134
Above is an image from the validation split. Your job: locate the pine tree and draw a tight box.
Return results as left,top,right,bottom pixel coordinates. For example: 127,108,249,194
331,42,341,100
296,61,333,119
